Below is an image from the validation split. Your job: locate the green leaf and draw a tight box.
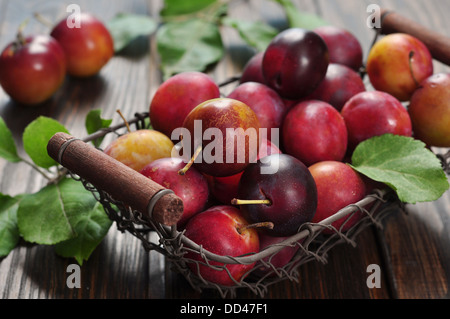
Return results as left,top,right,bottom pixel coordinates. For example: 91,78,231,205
160,0,217,17
18,178,76,244
0,193,23,257
157,18,224,79
107,13,157,52
22,116,69,169
18,178,103,245
0,117,21,163
54,199,112,265
222,17,278,52
85,109,113,147
18,178,112,264
273,0,328,29
351,134,449,204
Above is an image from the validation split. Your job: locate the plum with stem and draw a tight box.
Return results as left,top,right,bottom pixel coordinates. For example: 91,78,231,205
179,98,261,177
140,157,209,228
183,205,261,286
0,29,66,105
232,154,317,237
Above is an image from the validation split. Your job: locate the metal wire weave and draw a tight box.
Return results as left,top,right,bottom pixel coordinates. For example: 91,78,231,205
73,169,400,297
69,112,448,298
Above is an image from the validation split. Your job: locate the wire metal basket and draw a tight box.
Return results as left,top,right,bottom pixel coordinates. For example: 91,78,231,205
52,111,416,298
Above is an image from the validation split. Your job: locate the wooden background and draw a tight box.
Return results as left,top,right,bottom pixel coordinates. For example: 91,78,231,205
0,0,449,299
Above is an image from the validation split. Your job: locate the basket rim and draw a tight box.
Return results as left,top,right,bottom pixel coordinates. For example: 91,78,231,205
67,112,411,295
161,189,390,265
76,112,401,264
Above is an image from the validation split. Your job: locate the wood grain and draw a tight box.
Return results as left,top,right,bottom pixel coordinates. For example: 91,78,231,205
1,0,449,299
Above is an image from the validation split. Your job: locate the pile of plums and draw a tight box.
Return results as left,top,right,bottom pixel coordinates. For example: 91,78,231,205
104,25,449,286
0,13,114,105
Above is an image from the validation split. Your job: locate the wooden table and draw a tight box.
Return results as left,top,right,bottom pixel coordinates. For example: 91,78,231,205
1,0,449,300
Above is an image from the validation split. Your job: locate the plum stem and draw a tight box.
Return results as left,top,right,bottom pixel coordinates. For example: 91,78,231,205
14,19,29,48
33,12,53,29
116,110,131,133
218,75,241,87
20,157,53,181
237,221,274,234
178,145,202,175
231,198,272,206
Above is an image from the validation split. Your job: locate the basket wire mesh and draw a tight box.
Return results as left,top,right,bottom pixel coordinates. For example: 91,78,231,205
64,25,450,296
62,112,420,298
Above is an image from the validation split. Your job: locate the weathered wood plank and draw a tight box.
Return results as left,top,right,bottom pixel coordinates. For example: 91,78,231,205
0,0,160,299
1,0,449,299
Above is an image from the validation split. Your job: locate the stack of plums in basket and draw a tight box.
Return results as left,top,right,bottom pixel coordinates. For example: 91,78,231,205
104,26,450,286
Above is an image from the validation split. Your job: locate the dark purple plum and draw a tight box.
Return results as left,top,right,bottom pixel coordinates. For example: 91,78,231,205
240,52,266,85
262,28,329,100
207,137,282,205
306,63,366,111
233,154,317,237
314,25,363,71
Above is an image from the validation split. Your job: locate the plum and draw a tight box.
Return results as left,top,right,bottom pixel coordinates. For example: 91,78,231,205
207,138,281,205
50,13,114,77
314,25,363,71
341,91,412,151
149,71,220,138
367,33,433,101
240,52,266,85
282,100,348,166
253,234,300,277
307,63,366,111
180,98,261,177
140,157,209,227
233,154,317,237
104,129,174,172
183,205,260,286
262,28,329,100
228,81,288,142
408,73,450,147
309,161,367,235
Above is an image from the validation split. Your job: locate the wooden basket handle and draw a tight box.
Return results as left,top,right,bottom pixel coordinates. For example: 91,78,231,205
380,9,450,66
47,132,183,226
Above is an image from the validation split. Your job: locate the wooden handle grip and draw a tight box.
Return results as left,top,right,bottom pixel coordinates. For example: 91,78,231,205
47,132,183,226
380,9,450,66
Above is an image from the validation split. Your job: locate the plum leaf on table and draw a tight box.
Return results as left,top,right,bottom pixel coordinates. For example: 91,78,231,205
222,17,279,52
0,114,114,263
106,13,157,53
157,18,224,80
351,134,449,204
0,193,23,257
85,109,113,147
23,116,70,169
0,117,21,163
17,178,112,265
160,0,218,17
273,0,328,29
